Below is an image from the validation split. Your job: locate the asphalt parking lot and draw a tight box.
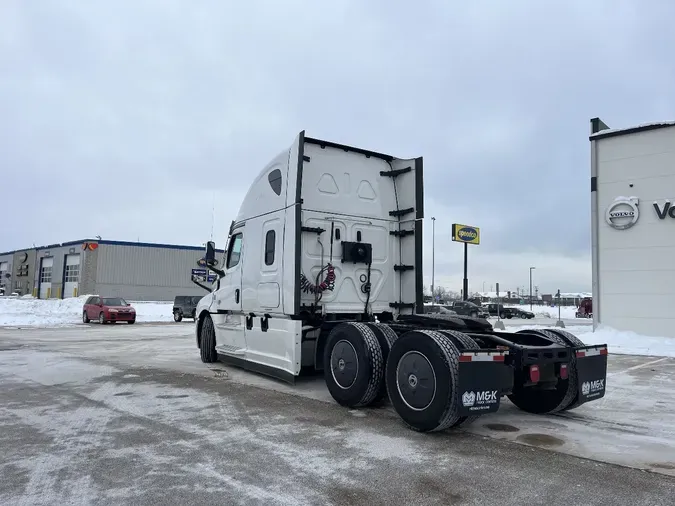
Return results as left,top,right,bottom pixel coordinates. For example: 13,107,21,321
1,323,674,506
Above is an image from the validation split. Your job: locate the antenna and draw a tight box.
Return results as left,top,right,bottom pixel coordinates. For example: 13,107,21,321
210,190,216,241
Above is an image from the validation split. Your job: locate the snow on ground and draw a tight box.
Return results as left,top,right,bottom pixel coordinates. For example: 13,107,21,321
0,295,173,327
505,323,675,358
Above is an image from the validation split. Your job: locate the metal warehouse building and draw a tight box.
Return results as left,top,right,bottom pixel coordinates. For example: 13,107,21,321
590,117,675,339
0,239,223,301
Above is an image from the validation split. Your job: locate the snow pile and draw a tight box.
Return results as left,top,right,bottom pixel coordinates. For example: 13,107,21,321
579,325,675,358
505,324,675,358
0,295,173,327
504,304,580,319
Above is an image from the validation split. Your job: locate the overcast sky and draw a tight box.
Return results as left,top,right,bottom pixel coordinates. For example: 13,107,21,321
2,0,674,294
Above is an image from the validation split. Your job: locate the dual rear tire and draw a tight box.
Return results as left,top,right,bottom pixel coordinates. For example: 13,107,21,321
323,323,479,432
507,329,584,414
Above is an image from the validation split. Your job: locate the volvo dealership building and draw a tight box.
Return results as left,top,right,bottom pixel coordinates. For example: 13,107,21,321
0,239,223,301
590,117,675,338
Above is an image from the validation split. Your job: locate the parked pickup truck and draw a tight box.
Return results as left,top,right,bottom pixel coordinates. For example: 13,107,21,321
444,300,490,319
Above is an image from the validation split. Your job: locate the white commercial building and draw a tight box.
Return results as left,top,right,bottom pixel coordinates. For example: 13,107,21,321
590,117,675,338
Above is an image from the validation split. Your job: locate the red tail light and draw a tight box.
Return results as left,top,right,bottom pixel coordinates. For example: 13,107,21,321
529,365,540,383
560,364,569,380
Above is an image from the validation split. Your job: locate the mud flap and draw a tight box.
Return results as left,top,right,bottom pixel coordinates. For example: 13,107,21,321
456,350,511,417
574,344,608,405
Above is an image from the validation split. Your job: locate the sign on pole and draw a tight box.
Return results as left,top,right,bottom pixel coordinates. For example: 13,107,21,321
452,224,480,300
451,224,480,245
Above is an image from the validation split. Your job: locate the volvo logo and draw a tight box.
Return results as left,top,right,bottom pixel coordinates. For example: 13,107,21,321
605,197,639,230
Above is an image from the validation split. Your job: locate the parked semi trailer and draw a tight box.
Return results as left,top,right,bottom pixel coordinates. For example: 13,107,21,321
192,131,608,432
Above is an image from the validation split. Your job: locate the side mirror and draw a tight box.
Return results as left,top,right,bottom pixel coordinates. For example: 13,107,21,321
205,241,217,265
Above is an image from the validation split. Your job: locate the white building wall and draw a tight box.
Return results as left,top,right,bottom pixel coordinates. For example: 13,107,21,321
593,123,675,338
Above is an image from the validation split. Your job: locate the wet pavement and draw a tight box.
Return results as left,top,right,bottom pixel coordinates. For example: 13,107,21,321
1,324,674,505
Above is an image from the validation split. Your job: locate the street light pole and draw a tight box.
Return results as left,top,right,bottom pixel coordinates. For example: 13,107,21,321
529,266,536,310
431,217,436,305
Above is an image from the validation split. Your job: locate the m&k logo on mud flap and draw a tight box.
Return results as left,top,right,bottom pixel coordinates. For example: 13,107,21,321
462,390,498,411
581,379,605,398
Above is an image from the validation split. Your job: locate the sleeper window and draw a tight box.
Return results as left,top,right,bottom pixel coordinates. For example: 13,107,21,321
264,230,276,265
268,169,282,196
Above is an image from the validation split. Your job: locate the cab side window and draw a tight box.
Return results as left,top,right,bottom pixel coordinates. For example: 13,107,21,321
227,233,243,269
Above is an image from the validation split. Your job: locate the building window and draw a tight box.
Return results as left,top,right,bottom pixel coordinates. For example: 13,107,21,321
40,266,52,283
268,168,282,196
64,264,80,282
264,230,276,265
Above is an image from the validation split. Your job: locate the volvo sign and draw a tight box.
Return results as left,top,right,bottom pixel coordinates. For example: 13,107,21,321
605,196,639,230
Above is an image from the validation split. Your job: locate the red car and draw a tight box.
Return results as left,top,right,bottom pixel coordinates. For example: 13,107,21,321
82,296,136,324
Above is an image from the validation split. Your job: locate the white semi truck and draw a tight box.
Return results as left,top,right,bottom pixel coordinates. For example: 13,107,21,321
192,131,608,432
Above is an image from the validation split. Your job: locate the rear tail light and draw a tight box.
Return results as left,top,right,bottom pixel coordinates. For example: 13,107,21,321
560,364,569,380
529,365,540,383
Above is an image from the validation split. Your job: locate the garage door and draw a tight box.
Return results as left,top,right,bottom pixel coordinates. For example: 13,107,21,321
39,257,54,299
63,254,81,298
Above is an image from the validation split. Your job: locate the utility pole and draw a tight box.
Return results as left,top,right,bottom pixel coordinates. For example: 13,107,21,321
529,266,536,310
431,217,436,305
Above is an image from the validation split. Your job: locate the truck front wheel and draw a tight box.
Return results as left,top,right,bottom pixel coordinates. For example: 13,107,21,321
323,322,384,408
199,315,218,363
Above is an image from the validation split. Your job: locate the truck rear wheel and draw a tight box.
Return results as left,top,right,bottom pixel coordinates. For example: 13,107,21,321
385,330,463,432
199,315,218,363
507,329,577,414
545,329,586,411
364,323,399,405
436,330,481,428
323,322,384,408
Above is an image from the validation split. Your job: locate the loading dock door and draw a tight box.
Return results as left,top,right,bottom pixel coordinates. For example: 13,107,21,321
63,254,81,298
39,257,54,299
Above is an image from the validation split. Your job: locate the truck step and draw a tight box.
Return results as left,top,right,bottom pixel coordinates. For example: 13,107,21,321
389,229,414,238
394,264,414,272
379,166,411,178
389,207,414,217
215,345,246,357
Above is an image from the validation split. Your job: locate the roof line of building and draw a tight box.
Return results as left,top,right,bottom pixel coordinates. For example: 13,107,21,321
0,239,225,257
589,117,675,141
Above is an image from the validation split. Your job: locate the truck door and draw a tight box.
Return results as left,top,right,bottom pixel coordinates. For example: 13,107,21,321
211,231,246,354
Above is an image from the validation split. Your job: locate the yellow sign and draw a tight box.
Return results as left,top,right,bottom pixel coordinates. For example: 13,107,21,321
452,224,480,245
